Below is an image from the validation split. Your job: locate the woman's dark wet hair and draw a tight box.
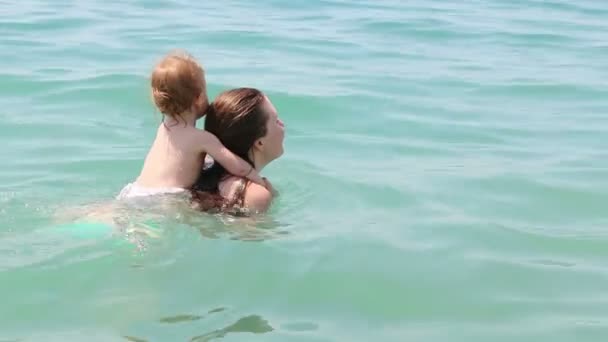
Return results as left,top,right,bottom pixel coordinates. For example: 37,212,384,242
191,87,269,212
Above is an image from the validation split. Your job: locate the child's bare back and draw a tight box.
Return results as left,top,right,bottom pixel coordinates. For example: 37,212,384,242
136,123,206,189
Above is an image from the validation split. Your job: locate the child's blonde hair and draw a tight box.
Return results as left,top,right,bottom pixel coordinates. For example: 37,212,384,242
150,50,206,119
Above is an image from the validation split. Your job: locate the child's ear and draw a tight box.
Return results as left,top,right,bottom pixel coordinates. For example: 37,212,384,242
194,94,208,119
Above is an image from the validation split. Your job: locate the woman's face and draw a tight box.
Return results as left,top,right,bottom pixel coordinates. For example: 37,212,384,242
256,95,285,162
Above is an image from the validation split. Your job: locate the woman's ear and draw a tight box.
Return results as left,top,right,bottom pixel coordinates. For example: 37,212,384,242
253,138,264,151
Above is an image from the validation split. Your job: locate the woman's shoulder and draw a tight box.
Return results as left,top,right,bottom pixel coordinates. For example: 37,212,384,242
219,176,273,213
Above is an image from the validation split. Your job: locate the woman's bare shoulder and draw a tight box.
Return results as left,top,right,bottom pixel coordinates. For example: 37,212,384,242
243,181,273,212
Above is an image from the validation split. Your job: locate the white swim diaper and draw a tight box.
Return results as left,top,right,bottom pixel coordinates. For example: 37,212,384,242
116,182,186,200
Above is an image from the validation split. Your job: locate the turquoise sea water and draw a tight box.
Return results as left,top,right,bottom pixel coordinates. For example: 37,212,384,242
2,0,608,340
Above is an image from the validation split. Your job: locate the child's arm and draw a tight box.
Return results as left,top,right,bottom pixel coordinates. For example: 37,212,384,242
198,131,265,186
262,177,278,197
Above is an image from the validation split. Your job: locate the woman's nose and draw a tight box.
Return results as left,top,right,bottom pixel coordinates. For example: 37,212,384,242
278,118,285,128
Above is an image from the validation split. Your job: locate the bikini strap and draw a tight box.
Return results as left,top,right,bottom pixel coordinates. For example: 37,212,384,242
233,178,249,207
221,177,249,211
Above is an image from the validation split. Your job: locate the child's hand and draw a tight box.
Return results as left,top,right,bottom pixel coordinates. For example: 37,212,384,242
246,168,266,187
262,177,278,196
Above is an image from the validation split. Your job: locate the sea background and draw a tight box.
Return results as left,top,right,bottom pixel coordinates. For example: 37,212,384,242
1,0,608,341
